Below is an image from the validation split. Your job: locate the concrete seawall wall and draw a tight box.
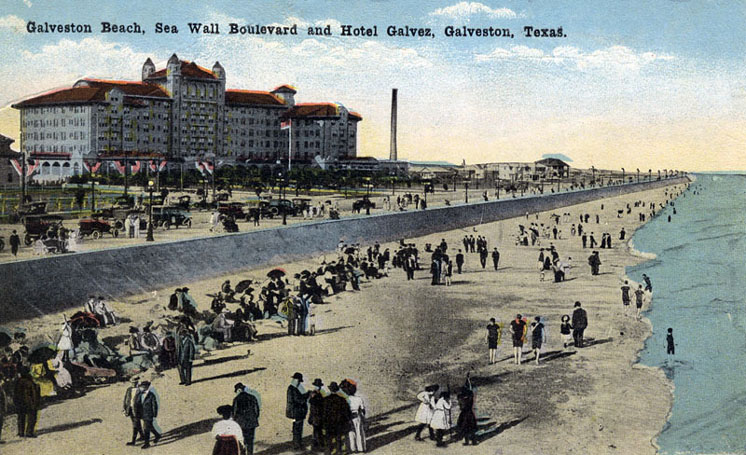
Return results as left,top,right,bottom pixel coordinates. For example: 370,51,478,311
0,177,689,321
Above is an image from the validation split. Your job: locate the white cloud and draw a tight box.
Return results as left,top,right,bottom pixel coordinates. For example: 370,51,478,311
0,15,26,33
429,2,520,20
475,44,675,72
1,38,155,105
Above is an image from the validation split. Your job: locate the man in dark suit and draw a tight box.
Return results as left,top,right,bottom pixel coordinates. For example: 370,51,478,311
322,382,352,455
136,381,161,448
286,372,309,450
123,376,144,446
177,329,196,386
491,248,500,271
572,301,588,348
13,367,40,438
455,250,464,274
233,382,260,455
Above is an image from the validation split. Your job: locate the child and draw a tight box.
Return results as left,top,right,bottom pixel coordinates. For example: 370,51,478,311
445,260,453,287
560,315,572,349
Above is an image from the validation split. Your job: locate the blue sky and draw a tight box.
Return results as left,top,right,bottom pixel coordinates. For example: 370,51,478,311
1,0,745,170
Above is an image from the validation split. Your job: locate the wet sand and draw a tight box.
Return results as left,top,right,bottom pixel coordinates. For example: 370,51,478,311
2,183,684,455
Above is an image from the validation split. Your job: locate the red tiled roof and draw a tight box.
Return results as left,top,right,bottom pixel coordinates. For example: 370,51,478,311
13,87,104,107
272,84,297,94
13,79,170,107
225,90,286,106
81,79,170,98
281,103,363,121
147,60,217,80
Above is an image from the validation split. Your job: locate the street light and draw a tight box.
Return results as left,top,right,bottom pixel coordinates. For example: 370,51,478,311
636,168,640,183
146,179,155,241
621,168,625,185
464,180,469,203
648,169,652,181
278,170,287,225
89,179,97,212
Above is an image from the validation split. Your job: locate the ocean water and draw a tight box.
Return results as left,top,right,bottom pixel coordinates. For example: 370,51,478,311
630,174,746,454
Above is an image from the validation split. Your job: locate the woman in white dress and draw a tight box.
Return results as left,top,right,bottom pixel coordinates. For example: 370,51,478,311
429,392,452,447
414,384,438,441
57,319,74,361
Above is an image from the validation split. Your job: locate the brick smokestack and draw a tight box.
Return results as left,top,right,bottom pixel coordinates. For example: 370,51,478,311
390,88,398,161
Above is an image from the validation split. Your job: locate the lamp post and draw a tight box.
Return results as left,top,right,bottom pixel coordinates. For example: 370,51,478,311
496,168,500,199
278,170,287,225
464,180,469,203
621,168,625,185
146,179,155,241
636,168,640,183
648,169,652,181
90,179,96,213
591,166,596,186
657,169,661,180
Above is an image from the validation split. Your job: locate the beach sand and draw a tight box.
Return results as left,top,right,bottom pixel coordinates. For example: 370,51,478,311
1,183,686,455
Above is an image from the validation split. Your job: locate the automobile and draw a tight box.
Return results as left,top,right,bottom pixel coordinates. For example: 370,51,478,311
173,195,192,210
78,218,118,240
266,199,298,217
22,214,64,245
94,207,147,231
246,200,275,221
291,198,313,214
218,201,247,219
151,206,192,229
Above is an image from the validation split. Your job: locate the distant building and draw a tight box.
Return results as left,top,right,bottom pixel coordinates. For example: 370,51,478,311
12,54,361,179
0,134,21,188
463,158,571,186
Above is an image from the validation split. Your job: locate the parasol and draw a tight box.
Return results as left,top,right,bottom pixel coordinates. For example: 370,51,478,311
70,311,100,329
267,268,287,279
235,279,254,294
28,343,57,364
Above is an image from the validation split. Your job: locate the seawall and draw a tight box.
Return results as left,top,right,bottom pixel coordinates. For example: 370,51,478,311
0,177,689,321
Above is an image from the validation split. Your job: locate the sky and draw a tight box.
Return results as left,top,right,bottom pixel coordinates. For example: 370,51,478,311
0,0,745,171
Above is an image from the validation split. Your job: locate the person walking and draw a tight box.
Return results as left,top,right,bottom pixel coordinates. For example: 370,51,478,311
286,372,309,451
323,381,352,455
642,274,653,292
479,247,488,269
233,382,261,455
13,367,40,438
176,329,196,386
123,376,145,446
136,380,161,449
486,318,502,365
414,385,438,441
9,230,20,256
429,392,452,447
560,315,572,349
635,285,646,320
510,314,526,365
666,328,676,362
571,302,588,348
491,248,500,271
308,379,328,451
621,281,631,317
531,316,546,364
455,250,464,274
588,251,601,275
455,382,477,446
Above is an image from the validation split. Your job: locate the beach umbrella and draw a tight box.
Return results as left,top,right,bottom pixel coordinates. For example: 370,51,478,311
28,343,57,363
267,268,287,279
70,311,100,329
235,279,254,294
0,327,12,347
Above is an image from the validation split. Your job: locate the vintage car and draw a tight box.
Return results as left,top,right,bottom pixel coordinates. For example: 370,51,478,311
22,214,64,245
291,198,313,214
218,201,247,219
16,201,48,218
352,196,376,213
151,206,192,229
266,198,298,217
78,218,118,239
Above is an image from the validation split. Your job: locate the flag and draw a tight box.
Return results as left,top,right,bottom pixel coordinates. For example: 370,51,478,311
113,160,126,175
202,160,214,174
10,159,22,176
195,161,213,175
281,119,291,130
27,160,40,175
131,161,142,174
149,160,168,172
83,160,102,174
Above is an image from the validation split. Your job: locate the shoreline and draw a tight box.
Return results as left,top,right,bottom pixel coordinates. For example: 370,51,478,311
1,182,686,455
